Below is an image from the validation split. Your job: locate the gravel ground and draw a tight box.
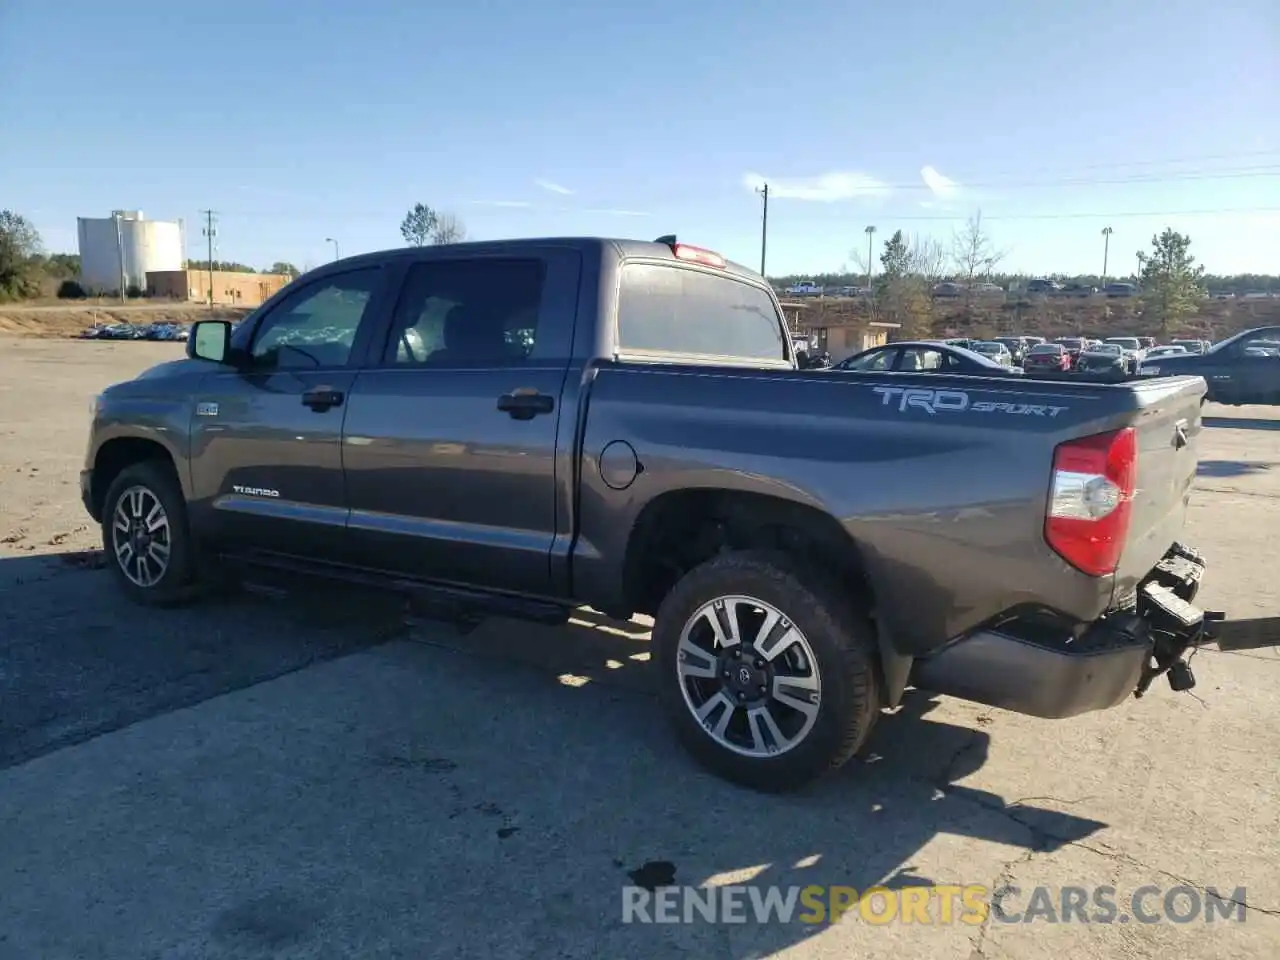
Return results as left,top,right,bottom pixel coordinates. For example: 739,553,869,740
0,336,1277,959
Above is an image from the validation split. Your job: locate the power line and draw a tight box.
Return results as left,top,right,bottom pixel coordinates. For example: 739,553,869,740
890,206,1280,223
910,150,1280,181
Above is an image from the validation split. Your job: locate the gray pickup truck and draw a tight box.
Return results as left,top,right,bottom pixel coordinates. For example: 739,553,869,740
82,236,1218,791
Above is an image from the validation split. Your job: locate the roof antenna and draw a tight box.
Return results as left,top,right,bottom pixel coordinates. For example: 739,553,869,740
654,234,677,245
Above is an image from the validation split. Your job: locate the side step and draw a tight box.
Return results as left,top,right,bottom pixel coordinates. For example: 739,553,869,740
223,551,571,627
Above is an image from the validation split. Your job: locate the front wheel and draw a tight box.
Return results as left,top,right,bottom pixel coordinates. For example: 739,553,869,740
651,550,881,792
101,460,199,606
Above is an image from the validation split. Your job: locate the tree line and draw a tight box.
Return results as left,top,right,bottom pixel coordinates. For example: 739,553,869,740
769,215,1255,335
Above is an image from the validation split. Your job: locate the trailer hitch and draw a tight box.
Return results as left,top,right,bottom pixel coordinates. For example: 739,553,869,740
1132,543,1224,699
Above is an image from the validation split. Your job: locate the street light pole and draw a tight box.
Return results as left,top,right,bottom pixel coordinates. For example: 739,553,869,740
1101,226,1113,285
864,225,877,295
755,185,768,276
325,237,340,262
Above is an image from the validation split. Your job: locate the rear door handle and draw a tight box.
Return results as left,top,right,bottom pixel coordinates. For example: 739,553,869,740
497,390,555,420
301,387,344,411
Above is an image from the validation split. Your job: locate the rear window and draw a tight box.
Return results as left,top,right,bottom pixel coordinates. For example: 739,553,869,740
617,263,787,361
1029,344,1062,354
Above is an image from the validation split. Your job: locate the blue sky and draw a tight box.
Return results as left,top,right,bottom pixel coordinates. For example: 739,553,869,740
3,0,1277,277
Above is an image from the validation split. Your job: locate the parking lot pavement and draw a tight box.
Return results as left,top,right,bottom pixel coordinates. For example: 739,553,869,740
1,337,1278,959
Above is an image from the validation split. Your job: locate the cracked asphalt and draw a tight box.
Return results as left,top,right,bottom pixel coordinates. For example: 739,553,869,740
1,337,1277,959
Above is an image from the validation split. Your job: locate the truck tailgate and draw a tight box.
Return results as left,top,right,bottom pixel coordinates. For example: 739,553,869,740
1112,375,1206,603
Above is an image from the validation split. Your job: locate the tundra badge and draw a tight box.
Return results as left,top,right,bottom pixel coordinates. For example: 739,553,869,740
196,402,219,417
232,485,280,498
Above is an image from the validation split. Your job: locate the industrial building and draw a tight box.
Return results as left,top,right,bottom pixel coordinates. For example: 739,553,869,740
77,211,184,295
146,268,292,307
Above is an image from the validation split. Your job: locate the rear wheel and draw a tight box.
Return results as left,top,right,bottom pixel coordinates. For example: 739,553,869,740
101,461,198,606
651,550,881,792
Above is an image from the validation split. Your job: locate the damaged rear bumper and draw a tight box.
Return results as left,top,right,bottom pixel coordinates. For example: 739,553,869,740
910,543,1221,719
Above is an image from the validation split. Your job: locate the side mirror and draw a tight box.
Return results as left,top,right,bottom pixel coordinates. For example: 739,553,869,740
187,320,233,363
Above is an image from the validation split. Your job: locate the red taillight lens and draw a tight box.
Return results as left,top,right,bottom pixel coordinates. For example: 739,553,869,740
1044,427,1137,576
672,244,726,268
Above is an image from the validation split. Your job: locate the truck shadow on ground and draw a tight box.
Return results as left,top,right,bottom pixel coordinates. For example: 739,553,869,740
0,551,1108,957
0,550,404,771
1202,415,1280,432
1196,459,1276,478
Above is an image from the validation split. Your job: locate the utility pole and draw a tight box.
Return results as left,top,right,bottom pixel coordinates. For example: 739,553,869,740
755,184,769,276
200,210,218,307
1101,226,1113,286
864,225,877,296
325,237,340,262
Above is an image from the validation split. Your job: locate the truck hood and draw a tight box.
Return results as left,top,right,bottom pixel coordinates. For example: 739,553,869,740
133,357,219,381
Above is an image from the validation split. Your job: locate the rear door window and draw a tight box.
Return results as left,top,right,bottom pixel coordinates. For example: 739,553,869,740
617,263,787,361
898,347,944,371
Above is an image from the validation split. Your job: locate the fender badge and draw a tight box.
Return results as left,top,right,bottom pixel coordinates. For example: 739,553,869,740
196,402,219,417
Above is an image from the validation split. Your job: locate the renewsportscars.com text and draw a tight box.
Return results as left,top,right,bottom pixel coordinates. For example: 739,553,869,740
621,883,1248,926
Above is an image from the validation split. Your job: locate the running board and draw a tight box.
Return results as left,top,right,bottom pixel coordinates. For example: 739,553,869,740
222,551,572,626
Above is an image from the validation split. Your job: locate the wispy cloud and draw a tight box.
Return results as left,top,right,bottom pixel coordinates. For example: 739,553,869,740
466,200,533,208
920,166,961,200
741,171,890,202
534,178,574,196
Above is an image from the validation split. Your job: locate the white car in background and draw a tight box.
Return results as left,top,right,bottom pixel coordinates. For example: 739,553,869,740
1143,345,1190,361
786,280,823,297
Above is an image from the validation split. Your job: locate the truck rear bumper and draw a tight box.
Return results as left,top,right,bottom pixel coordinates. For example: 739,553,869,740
911,543,1216,719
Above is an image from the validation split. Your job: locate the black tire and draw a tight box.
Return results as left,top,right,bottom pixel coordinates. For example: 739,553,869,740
101,460,199,607
651,549,881,792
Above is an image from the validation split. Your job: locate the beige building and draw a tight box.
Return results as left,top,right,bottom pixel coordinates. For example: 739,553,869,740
779,302,899,362
146,268,293,307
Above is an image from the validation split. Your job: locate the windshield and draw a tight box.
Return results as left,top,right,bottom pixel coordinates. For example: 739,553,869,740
1209,327,1280,354
972,342,1000,353
1105,338,1141,349
1089,344,1122,355
1029,344,1062,355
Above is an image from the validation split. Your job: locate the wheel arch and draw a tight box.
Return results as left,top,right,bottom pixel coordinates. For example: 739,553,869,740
621,487,912,707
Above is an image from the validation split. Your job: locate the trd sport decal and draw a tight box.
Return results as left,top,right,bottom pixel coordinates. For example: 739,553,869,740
871,386,1068,417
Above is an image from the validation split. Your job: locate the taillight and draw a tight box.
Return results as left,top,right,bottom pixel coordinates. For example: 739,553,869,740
1044,427,1137,576
672,244,726,268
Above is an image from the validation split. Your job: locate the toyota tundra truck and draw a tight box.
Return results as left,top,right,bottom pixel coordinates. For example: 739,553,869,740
81,235,1217,791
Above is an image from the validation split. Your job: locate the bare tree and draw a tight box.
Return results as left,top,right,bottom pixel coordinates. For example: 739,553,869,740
951,211,1005,286
950,211,1005,316
431,212,467,245
907,235,948,284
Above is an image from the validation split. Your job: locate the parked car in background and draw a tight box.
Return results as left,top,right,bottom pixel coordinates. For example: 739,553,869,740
992,336,1027,364
969,341,1014,366
970,282,1005,298
1138,337,1157,350
932,282,965,298
787,280,823,297
1143,345,1190,361
1076,342,1132,378
1061,283,1097,298
1054,337,1087,368
1103,336,1146,367
1171,339,1209,355
1025,279,1062,296
1022,342,1071,373
1137,325,1280,405
830,340,1019,376
1104,282,1138,298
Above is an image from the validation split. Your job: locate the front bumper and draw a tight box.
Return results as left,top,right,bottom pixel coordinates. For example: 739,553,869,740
911,543,1219,719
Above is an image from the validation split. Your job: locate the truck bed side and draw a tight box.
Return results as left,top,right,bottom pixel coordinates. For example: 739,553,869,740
571,365,1205,656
